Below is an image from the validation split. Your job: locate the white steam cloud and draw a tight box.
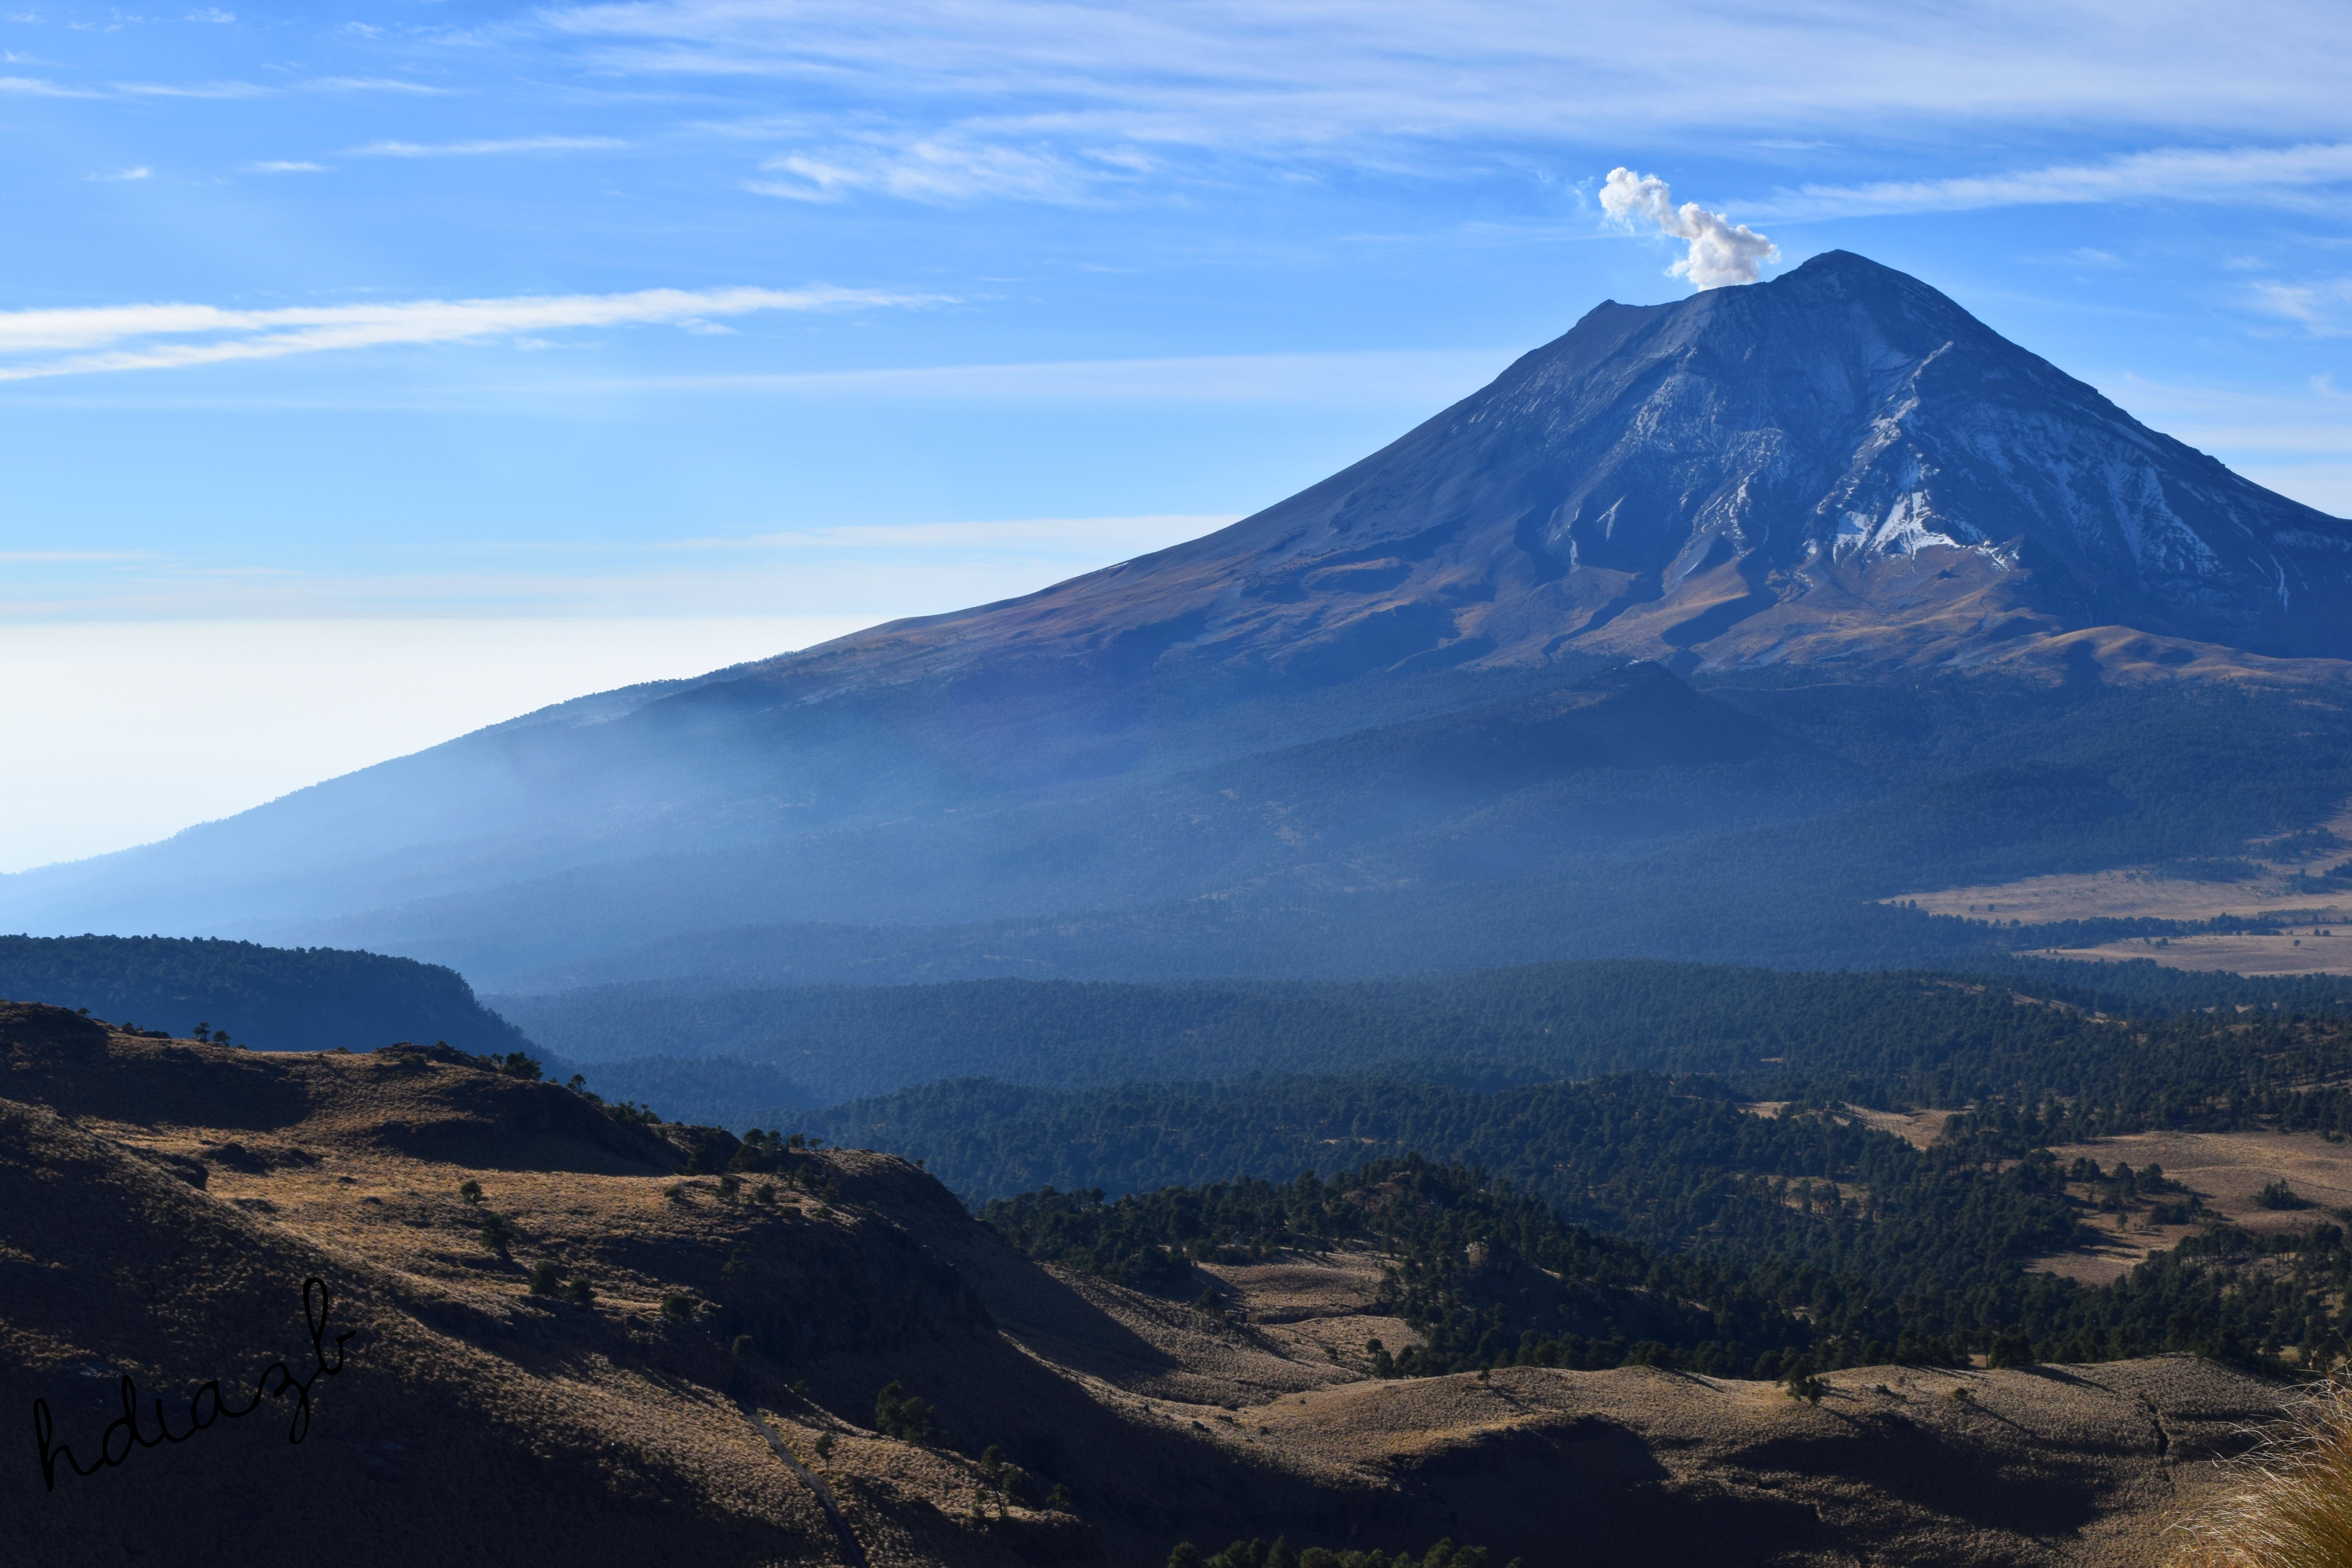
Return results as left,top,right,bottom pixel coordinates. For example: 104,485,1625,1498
1599,167,1777,289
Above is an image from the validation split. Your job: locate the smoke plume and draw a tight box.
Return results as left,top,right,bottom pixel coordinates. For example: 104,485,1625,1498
1600,167,1777,289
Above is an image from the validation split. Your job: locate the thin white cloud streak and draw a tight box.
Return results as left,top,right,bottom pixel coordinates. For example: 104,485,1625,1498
1599,167,1775,288
109,79,267,98
559,347,1517,404
0,558,1171,622
302,77,453,94
751,138,1105,203
664,514,1238,552
0,71,442,99
541,0,2352,154
2250,277,2352,337
1751,142,2352,220
0,284,934,381
348,134,626,156
0,522,1236,630
247,160,325,173
0,74,94,95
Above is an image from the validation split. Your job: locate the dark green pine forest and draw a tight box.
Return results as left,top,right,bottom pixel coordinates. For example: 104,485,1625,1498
636,959,2352,1384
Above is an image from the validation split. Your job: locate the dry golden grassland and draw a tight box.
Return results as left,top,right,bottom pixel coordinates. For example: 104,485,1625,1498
1744,1100,1955,1150
1887,802,2352,976
1894,873,2350,927
2028,1129,2352,1286
2033,929,2352,978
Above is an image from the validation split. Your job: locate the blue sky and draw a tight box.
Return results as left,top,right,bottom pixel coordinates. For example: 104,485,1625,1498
7,0,2352,867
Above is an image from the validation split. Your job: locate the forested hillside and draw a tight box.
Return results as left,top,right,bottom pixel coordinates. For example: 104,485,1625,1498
541,958,2351,1114
980,1147,2352,1377
0,934,534,1054
805,985,2352,1210
730,981,2352,1379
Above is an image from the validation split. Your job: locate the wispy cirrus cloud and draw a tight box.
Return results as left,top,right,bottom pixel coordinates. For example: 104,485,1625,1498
347,134,625,158
302,76,451,94
529,2,2352,218
0,70,440,99
0,73,94,95
0,283,935,381
543,0,2352,156
2251,277,2352,338
1749,142,2352,220
560,347,1513,405
663,515,1236,554
109,78,267,98
749,137,1114,204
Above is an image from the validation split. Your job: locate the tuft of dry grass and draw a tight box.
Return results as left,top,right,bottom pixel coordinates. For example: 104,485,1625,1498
2174,1383,2352,1567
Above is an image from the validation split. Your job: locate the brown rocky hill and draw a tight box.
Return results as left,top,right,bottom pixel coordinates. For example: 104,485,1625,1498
0,1003,2294,1566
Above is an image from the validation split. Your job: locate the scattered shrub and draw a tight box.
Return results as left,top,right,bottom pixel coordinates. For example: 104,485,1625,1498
528,1261,561,1296
874,1381,944,1445
660,1292,695,1321
458,1179,483,1205
2259,1181,2316,1211
979,1445,1037,1506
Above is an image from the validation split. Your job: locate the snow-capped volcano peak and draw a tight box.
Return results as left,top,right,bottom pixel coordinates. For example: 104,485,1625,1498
755,250,2352,694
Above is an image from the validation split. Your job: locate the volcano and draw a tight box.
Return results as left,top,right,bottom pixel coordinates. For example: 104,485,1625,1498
744,248,2352,699
9,250,2352,984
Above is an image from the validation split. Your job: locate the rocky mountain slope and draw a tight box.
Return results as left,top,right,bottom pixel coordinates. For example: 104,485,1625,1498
0,999,2293,1566
730,250,2352,696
